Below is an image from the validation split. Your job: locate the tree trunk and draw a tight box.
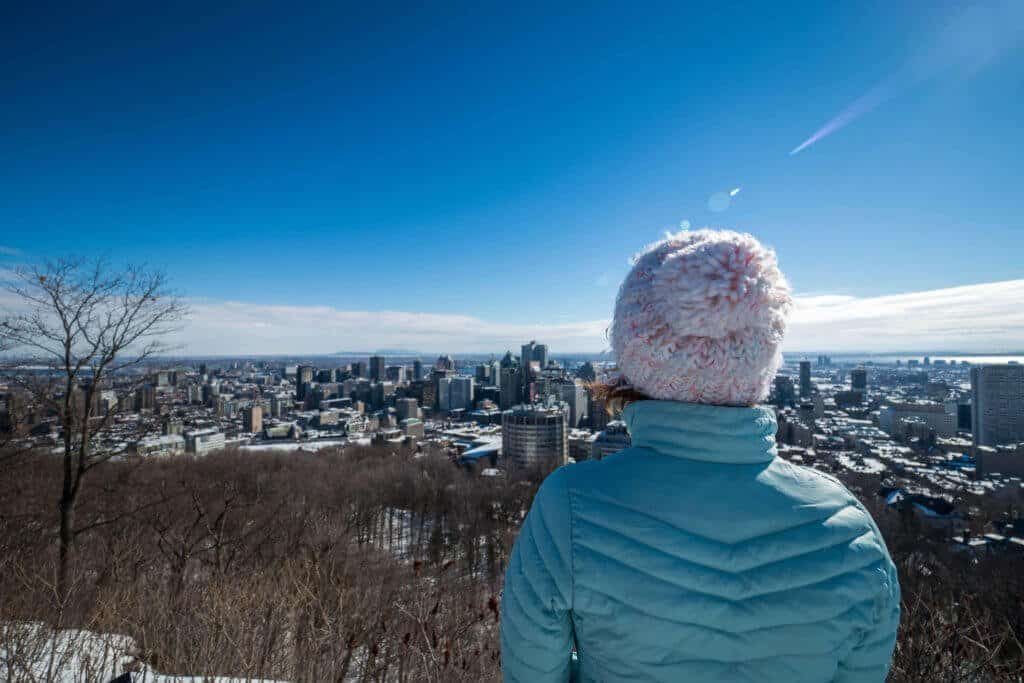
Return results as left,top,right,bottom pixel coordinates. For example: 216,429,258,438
57,492,75,605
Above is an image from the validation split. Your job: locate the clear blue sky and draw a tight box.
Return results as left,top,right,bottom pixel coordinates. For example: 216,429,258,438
1,1,1022,353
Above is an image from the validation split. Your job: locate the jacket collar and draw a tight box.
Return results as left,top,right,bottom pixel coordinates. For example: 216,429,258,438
621,400,778,464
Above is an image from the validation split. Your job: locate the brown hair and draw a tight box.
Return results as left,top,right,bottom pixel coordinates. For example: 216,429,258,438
587,379,650,417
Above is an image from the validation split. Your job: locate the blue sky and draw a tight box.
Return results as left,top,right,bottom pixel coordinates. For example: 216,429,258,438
1,1,1022,353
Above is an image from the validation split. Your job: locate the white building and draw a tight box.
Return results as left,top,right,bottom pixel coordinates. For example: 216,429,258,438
438,376,474,412
134,434,185,457
879,401,957,438
184,428,225,455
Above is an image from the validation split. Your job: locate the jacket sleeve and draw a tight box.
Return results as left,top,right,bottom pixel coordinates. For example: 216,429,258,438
835,557,900,682
501,466,575,683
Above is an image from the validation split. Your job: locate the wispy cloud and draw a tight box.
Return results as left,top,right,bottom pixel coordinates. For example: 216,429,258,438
0,246,22,257
787,279,1024,352
3,280,1022,355
164,279,1023,355
166,301,610,355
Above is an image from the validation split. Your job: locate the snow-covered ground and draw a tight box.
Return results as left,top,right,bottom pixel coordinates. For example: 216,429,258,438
239,439,348,453
0,622,287,683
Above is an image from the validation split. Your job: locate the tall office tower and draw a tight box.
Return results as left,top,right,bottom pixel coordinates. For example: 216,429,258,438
371,381,395,410
521,340,548,398
396,397,420,421
296,365,314,400
434,376,453,411
351,360,368,378
799,360,812,398
499,365,521,410
851,367,868,392
589,390,611,430
386,365,405,383
432,368,452,409
773,375,796,408
521,340,549,369
972,365,1024,447
475,364,491,384
435,354,456,372
449,376,475,411
555,378,589,427
243,405,263,433
369,356,386,382
135,384,157,412
502,402,569,469
413,358,425,381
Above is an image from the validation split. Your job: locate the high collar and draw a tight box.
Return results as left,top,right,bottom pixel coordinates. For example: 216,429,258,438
621,400,778,464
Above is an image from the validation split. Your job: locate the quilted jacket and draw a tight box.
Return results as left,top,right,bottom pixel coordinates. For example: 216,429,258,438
501,400,899,682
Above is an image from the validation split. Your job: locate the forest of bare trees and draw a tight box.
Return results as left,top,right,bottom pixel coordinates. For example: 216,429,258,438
0,441,1022,681
0,443,544,681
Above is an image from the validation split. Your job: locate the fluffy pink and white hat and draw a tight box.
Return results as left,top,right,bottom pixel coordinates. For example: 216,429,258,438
610,229,792,406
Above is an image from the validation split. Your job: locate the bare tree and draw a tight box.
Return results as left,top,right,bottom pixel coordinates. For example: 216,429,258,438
0,258,186,601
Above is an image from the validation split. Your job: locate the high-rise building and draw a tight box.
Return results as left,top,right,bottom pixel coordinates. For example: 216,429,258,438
502,402,568,468
296,365,314,400
972,365,1024,447
412,358,425,381
475,364,491,384
135,384,157,412
371,381,395,410
520,340,549,396
386,365,405,384
369,356,386,382
851,368,868,392
799,360,812,398
351,361,368,378
773,375,796,408
589,391,611,430
243,405,263,433
555,379,589,427
499,365,521,410
396,397,420,421
437,376,473,411
449,376,474,411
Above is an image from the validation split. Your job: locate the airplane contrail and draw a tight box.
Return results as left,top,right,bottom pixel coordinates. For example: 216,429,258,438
789,1,1024,156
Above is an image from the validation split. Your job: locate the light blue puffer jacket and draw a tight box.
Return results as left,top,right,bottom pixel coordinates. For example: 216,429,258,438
501,401,899,682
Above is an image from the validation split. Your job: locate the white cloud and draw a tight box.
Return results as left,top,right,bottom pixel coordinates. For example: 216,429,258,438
3,279,1022,356
165,300,610,355
0,246,22,257
787,279,1024,352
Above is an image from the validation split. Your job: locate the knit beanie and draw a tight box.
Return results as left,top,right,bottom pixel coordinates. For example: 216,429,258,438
610,229,792,406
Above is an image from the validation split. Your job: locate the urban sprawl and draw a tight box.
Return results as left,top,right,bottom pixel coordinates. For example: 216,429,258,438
2,345,1023,554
